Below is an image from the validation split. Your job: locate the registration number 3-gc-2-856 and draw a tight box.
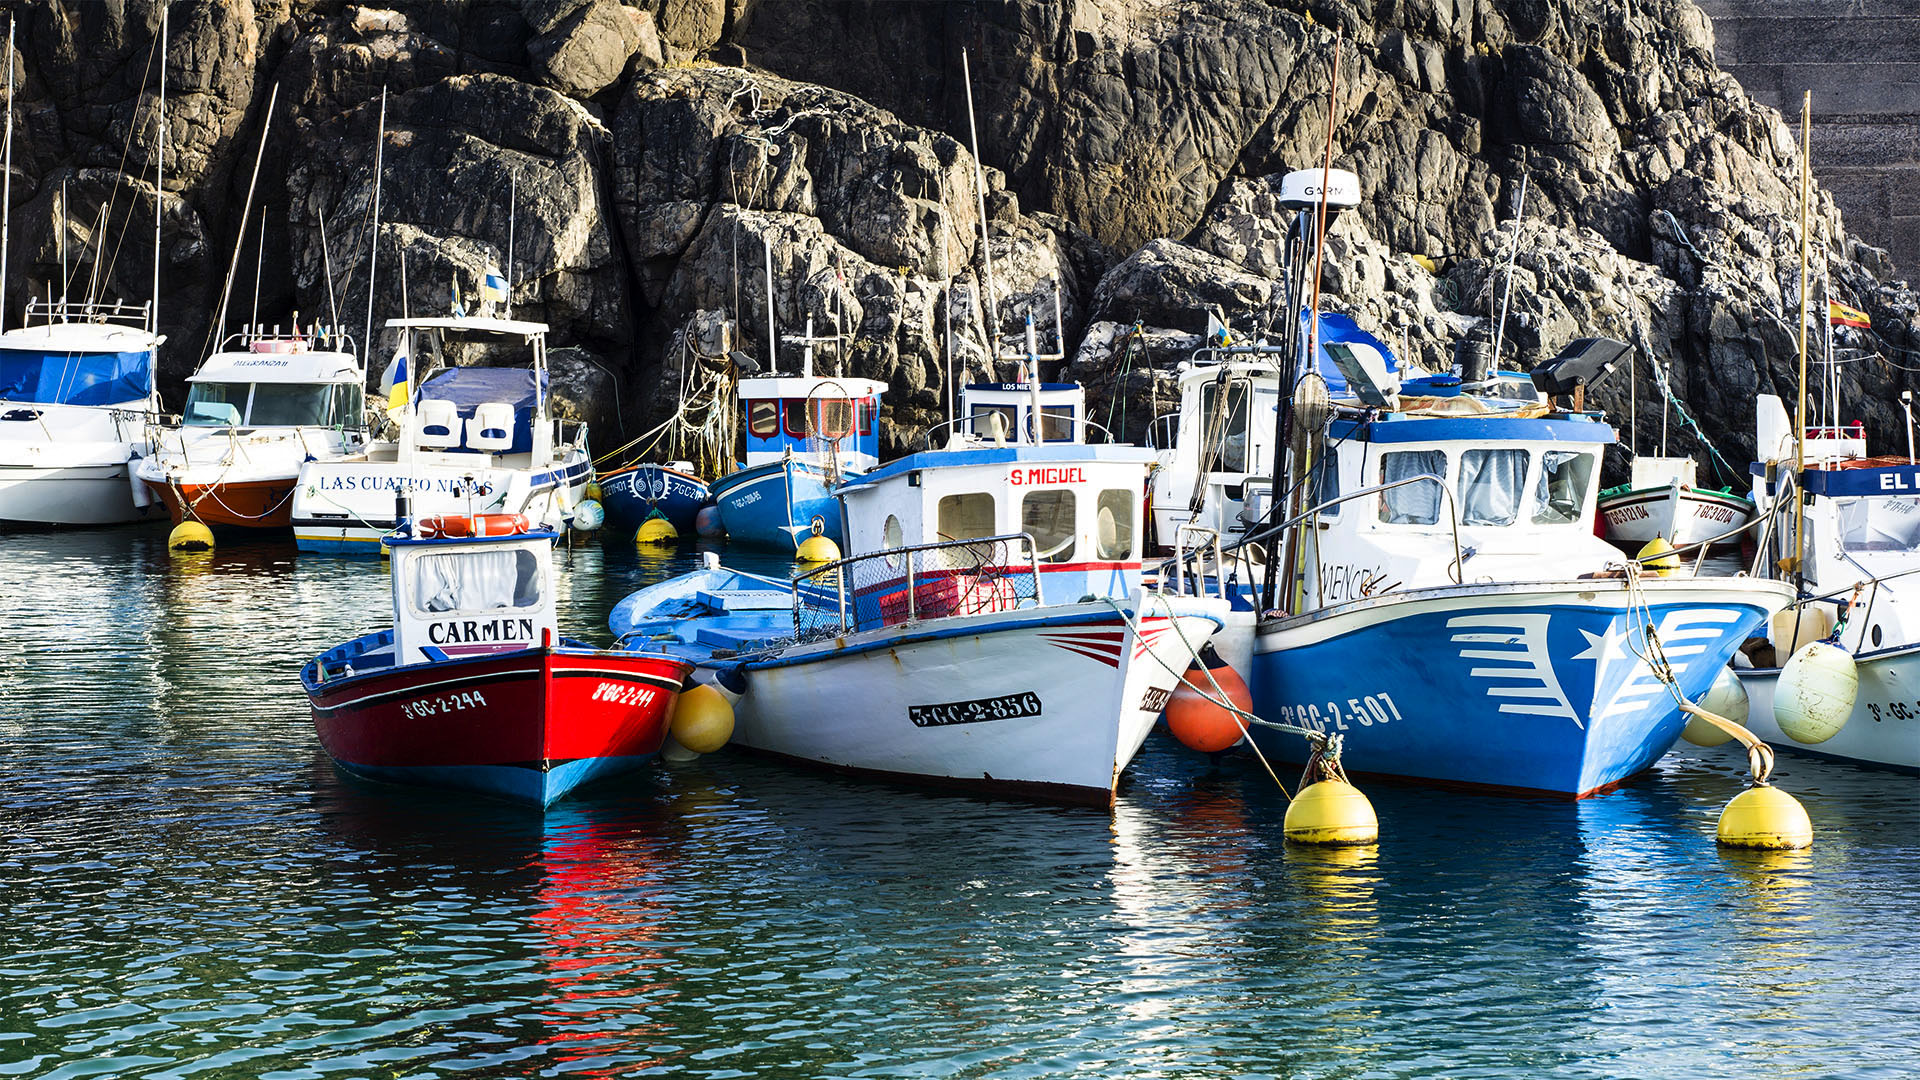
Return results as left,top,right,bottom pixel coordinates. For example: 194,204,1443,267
1275,691,1403,733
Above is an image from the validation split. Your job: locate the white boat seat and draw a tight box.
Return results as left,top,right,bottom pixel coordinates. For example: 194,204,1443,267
466,402,515,452
416,398,461,448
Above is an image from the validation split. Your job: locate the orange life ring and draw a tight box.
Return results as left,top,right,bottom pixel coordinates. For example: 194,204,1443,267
415,513,531,539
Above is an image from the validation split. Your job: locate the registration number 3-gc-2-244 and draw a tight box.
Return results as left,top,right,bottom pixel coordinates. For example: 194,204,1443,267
1274,691,1403,733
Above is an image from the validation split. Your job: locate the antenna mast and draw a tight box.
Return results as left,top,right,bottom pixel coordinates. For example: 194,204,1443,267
362,86,387,359
1,15,14,334
961,47,999,366
151,5,165,343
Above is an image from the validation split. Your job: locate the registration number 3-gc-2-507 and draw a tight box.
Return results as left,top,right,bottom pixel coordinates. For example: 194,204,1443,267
1275,691,1403,733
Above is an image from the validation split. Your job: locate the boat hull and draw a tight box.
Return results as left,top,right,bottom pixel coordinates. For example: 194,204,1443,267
303,645,693,806
290,453,593,554
601,464,710,532
1248,579,1791,797
712,458,843,549
724,598,1226,806
149,475,298,529
0,460,154,526
1739,646,1920,773
1598,485,1752,552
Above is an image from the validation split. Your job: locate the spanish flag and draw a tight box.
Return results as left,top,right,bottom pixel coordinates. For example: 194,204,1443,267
1830,300,1872,329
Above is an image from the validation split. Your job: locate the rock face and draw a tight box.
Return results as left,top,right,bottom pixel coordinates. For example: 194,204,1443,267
3,0,1918,476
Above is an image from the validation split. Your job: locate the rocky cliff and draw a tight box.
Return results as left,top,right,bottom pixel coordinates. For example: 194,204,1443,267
8,0,1917,478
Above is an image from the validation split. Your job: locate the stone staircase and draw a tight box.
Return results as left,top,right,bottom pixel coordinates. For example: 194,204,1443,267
1699,0,1920,279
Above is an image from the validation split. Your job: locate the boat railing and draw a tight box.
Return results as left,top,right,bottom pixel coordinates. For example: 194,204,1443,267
1146,413,1180,451
791,532,1042,641
1167,523,1231,600
921,412,1113,449
23,297,152,329
217,325,357,356
1240,473,1467,586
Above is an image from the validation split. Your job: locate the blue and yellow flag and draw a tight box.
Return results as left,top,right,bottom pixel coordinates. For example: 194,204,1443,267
379,336,409,411
482,263,508,307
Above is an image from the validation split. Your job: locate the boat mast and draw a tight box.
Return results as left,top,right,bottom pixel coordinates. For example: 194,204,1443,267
961,47,999,370
763,228,777,372
211,80,278,350
1,15,14,334
1790,91,1812,581
361,86,386,365
150,3,164,351
505,170,514,321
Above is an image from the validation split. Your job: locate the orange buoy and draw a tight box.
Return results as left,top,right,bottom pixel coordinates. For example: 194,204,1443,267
415,513,532,539
1164,643,1252,753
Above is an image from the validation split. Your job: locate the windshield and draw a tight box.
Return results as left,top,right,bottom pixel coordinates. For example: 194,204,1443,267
249,384,335,426
183,382,246,426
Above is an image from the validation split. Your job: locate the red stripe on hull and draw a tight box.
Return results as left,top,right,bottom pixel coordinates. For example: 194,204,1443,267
308,649,692,773
150,477,299,529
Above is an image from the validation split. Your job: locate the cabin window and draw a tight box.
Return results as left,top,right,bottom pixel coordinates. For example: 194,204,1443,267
858,397,876,436
799,397,856,441
1459,449,1527,526
249,383,335,427
781,398,809,439
1096,488,1134,560
183,381,246,426
1040,405,1076,443
971,404,1017,442
1532,451,1595,525
1378,450,1445,525
411,549,543,614
747,399,778,438
937,492,996,541
1838,496,1920,552
332,384,365,431
1199,379,1253,473
883,514,905,568
1022,490,1077,562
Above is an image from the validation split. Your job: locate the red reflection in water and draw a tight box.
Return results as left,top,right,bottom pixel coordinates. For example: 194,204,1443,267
531,817,684,1077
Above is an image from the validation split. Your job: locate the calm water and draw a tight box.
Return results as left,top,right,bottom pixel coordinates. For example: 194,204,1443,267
4,528,1919,1079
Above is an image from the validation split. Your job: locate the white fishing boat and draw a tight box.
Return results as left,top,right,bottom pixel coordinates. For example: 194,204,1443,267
1596,455,1754,555
289,315,592,554
1736,393,1920,771
612,436,1229,806
136,324,367,529
0,300,165,526
709,371,885,549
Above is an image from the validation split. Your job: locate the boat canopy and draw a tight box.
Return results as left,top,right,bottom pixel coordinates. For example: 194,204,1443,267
0,347,153,406
418,366,546,455
190,349,361,384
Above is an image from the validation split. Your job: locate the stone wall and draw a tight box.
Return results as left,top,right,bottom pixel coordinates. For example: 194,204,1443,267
1700,0,1920,279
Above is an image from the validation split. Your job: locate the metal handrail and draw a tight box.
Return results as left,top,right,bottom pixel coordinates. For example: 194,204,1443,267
1146,412,1180,451
24,297,151,328
791,531,1042,637
1170,523,1227,600
921,412,1115,449
1240,473,1467,586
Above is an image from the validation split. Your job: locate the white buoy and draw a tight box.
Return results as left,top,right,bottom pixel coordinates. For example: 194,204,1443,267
1683,666,1749,747
1774,640,1858,744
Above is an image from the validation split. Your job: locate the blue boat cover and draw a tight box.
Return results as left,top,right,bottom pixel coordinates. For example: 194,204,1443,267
0,348,153,405
419,367,545,454
1300,311,1397,397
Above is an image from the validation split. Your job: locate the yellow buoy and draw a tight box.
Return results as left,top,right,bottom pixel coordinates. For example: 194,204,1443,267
795,534,841,563
1683,666,1748,747
635,512,678,544
1774,640,1857,744
1637,535,1679,576
1283,779,1379,845
585,479,604,502
167,520,214,553
1717,784,1813,849
670,683,735,754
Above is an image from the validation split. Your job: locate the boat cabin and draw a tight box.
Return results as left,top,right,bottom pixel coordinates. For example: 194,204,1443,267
837,444,1155,604
952,382,1090,445
380,316,568,469
737,375,885,472
0,299,160,414
387,529,559,666
182,326,363,432
1290,398,1617,606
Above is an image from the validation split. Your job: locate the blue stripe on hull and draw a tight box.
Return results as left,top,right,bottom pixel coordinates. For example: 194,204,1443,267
1247,598,1770,797
329,753,655,806
712,460,842,549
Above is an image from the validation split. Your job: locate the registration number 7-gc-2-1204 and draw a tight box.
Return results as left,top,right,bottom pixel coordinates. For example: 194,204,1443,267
1273,691,1403,733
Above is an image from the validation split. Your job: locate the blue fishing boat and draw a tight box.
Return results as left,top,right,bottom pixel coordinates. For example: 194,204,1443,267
599,461,710,534
1155,168,1793,797
712,374,885,549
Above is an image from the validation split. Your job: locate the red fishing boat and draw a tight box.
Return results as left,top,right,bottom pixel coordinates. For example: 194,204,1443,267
301,511,692,806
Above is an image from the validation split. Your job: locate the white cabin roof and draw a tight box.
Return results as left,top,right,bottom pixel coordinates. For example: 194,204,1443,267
385,315,549,340
0,321,162,352
188,348,362,384
736,375,887,399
